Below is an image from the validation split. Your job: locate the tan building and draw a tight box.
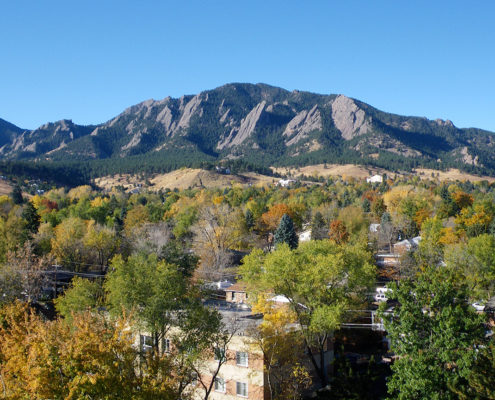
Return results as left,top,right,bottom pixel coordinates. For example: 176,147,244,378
225,282,249,304
137,290,333,399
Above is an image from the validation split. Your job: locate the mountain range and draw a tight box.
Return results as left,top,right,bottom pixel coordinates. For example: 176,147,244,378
1,83,494,177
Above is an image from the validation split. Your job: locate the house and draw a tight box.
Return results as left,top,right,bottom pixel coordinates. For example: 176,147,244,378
366,175,383,184
276,179,296,187
225,282,249,304
393,236,421,254
375,253,401,268
215,166,231,175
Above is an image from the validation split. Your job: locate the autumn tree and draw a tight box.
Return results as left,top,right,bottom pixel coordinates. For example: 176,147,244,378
338,205,368,237
0,302,178,399
50,216,87,270
124,204,151,237
261,204,296,232
329,220,349,245
248,296,311,400
83,221,120,270
191,204,244,279
455,201,495,237
0,242,52,304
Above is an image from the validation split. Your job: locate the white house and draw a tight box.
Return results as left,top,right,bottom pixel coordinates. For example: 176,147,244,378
366,175,383,184
277,179,296,187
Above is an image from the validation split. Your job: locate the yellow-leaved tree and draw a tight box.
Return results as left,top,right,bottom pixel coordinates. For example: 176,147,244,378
0,302,178,399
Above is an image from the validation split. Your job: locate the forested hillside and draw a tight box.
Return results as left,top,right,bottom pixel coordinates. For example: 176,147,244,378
1,83,495,181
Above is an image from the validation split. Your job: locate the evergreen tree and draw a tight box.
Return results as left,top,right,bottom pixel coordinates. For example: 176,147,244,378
381,211,391,224
274,214,298,249
21,201,40,235
362,198,371,213
245,209,255,231
310,211,327,240
20,201,41,244
10,185,23,205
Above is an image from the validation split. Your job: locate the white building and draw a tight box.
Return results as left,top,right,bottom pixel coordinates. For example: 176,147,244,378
366,175,383,184
277,179,296,187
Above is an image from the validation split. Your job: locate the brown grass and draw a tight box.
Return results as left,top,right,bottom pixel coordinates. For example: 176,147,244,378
94,168,277,192
93,164,495,192
272,164,393,180
0,180,13,196
273,164,495,183
414,168,495,183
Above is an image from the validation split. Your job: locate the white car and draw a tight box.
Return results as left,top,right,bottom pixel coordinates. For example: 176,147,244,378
472,302,485,312
374,287,390,302
374,293,387,302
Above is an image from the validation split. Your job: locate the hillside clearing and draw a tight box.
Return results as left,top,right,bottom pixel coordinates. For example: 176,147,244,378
0,179,13,196
94,169,277,192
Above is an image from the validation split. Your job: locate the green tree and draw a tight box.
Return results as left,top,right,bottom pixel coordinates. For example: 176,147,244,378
54,276,104,321
240,240,375,388
21,201,41,238
452,339,495,400
445,233,495,299
380,267,487,400
362,197,371,213
310,211,327,240
274,213,298,249
10,185,23,205
244,209,255,231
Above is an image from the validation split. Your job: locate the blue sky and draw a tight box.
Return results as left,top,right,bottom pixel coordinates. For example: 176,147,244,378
1,1,494,131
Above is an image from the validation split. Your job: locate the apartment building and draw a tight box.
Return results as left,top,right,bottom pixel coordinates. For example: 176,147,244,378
137,284,333,399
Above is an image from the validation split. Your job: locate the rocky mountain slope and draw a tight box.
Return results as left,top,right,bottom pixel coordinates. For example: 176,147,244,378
1,83,494,175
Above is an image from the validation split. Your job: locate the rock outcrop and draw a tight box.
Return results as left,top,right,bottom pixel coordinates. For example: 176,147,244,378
283,105,322,146
331,95,372,140
218,101,266,149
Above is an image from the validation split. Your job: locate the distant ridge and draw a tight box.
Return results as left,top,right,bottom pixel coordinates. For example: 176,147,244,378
1,83,494,176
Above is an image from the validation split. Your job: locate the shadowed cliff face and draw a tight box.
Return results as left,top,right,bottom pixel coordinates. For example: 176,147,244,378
0,83,494,174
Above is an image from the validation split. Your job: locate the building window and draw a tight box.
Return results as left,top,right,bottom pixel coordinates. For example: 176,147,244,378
162,338,171,353
140,335,153,353
214,377,226,393
236,351,248,367
214,347,226,362
236,381,248,397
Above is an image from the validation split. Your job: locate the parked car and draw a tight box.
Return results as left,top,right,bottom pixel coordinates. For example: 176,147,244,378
374,287,390,303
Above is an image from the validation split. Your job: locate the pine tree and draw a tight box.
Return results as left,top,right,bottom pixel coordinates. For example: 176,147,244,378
362,198,371,213
22,202,40,235
11,185,23,205
310,211,327,240
245,209,255,231
274,214,298,249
